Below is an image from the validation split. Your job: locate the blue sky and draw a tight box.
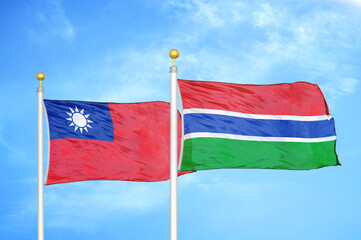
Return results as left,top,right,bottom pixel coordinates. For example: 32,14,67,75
1,0,361,239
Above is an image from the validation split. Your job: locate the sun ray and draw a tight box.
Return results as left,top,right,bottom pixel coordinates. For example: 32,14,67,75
66,105,93,134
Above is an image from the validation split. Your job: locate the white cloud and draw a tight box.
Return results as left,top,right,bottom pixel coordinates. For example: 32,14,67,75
0,127,26,161
339,78,358,93
90,48,172,103
253,2,283,28
43,0,360,118
248,3,361,108
49,0,355,108
29,0,75,43
320,77,359,108
3,179,169,231
178,170,295,224
44,181,169,229
165,0,246,28
334,0,361,7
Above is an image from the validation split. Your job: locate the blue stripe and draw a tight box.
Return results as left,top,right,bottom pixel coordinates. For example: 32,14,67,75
184,113,336,139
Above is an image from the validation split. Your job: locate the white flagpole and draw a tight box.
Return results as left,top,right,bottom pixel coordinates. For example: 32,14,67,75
169,49,179,240
37,72,45,240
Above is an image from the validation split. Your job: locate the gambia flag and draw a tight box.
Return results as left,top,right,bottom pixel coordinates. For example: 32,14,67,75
178,79,339,172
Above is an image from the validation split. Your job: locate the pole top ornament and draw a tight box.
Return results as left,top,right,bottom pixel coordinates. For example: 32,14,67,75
169,49,179,66
37,72,45,86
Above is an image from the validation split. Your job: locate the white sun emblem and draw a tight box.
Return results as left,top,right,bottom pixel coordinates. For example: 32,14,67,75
66,106,93,134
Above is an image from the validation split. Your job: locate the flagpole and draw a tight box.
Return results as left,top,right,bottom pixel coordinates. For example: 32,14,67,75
169,49,179,240
37,72,45,240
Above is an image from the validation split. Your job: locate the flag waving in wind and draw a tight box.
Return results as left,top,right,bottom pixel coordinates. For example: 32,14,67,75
178,79,339,172
44,100,188,185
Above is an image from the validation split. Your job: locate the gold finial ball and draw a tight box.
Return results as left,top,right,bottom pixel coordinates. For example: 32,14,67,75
169,49,179,60
36,72,45,81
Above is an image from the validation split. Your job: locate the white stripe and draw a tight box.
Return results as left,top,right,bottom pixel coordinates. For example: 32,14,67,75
183,108,332,121
184,132,337,143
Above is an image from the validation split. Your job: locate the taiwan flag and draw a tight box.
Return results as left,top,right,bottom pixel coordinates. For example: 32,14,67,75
44,100,187,185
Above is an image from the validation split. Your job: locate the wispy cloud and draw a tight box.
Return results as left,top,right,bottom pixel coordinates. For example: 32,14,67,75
5,181,169,231
164,2,358,74
320,77,358,107
28,0,75,43
57,0,358,107
0,127,26,161
165,0,246,28
75,0,360,112
44,181,168,229
338,78,358,93
332,0,361,8
253,2,285,28
178,171,295,224
94,48,172,103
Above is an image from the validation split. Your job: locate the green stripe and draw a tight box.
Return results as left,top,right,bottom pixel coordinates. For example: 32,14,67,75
180,138,339,171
